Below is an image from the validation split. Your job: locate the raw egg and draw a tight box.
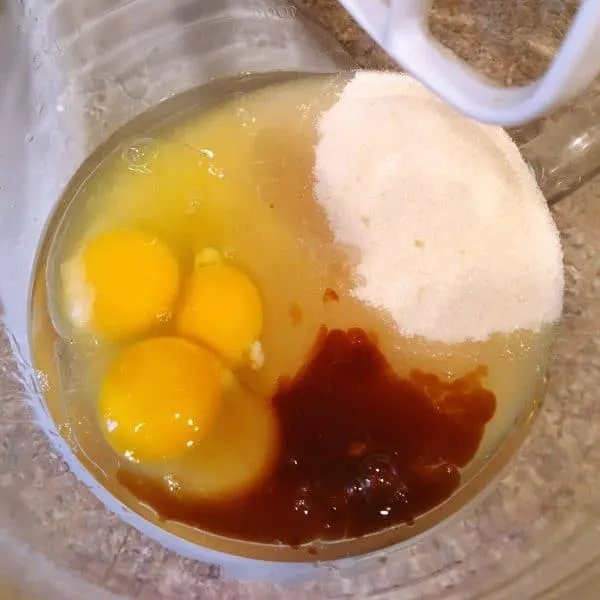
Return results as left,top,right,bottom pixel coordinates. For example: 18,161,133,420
177,261,263,363
158,379,280,500
99,337,221,463
61,228,180,339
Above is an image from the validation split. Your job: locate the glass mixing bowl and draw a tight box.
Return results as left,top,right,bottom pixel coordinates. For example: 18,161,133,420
1,0,599,598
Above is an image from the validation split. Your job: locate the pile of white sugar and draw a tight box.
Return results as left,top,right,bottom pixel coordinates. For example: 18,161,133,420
314,71,564,343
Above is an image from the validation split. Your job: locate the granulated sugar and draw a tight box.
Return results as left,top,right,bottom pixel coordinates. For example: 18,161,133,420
314,71,564,343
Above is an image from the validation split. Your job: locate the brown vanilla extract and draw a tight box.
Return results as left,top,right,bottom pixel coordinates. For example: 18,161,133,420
119,327,496,546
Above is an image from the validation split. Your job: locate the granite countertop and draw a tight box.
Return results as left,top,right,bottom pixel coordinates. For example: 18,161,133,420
1,1,599,599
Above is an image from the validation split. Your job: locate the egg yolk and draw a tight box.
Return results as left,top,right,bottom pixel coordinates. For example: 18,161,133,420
62,228,179,339
164,380,279,500
176,262,263,362
99,337,221,463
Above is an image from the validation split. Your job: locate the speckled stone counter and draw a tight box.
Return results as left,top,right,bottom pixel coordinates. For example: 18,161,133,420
2,1,600,599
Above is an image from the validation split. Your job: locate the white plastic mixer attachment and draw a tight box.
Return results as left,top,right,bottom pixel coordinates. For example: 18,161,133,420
338,0,600,126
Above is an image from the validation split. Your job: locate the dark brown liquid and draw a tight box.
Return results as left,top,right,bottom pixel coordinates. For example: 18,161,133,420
323,288,340,303
119,327,496,546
